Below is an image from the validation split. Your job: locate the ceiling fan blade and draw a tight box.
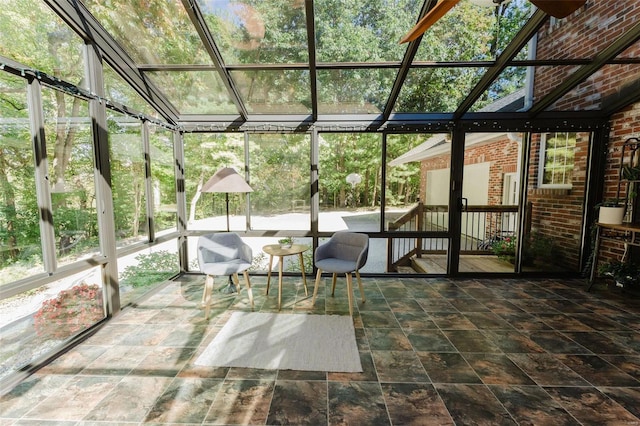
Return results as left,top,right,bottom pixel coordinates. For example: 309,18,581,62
529,0,587,19
400,0,461,44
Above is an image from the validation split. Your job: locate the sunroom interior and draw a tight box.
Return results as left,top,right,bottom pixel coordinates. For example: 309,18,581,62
1,0,640,413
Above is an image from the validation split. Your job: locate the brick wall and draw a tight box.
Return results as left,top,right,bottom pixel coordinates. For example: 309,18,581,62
535,0,640,111
599,103,640,261
419,135,519,206
526,132,591,270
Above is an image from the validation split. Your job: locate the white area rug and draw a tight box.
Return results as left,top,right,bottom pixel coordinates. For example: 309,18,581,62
195,312,362,372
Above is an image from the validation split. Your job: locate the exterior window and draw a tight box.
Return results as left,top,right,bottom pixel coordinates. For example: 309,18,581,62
539,132,576,188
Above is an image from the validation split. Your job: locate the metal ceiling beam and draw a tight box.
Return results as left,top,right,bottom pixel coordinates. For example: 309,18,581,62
383,0,436,120
180,0,248,120
136,57,640,73
454,9,548,120
530,20,640,116
305,0,318,121
43,0,179,124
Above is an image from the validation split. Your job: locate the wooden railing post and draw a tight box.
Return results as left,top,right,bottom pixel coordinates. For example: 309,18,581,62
416,202,424,258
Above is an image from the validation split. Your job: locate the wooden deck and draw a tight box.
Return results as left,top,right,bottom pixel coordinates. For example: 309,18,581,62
411,255,515,274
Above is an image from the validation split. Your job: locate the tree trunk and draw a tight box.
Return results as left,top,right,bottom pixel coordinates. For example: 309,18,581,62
0,149,18,260
189,177,204,224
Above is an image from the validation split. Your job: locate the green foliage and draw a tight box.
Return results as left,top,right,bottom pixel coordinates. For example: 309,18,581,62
491,235,516,262
34,283,103,339
119,251,179,288
598,260,640,287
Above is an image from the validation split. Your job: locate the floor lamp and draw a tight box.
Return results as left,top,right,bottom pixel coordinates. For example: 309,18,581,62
201,167,253,293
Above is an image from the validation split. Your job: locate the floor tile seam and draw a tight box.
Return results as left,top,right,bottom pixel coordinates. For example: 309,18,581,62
431,382,512,425
486,383,583,425
540,384,632,425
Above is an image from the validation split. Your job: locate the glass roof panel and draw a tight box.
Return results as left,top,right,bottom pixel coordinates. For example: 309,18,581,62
314,0,421,62
230,69,311,114
393,67,486,113
535,1,639,60
317,68,397,114
145,71,237,114
197,0,308,64
1,0,86,87
468,66,528,112
547,63,640,111
413,0,531,62
618,39,640,60
81,0,212,65
103,64,160,119
532,65,578,106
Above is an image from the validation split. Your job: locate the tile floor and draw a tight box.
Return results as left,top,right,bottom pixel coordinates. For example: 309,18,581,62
1,275,640,425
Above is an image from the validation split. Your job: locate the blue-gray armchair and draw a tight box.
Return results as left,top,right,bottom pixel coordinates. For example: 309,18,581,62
312,232,368,316
197,232,253,318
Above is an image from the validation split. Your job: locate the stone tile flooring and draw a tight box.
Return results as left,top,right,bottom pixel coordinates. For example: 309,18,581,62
1,275,639,425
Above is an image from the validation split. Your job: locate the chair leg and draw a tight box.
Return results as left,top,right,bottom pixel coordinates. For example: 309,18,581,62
355,270,366,303
312,269,322,305
345,273,354,317
331,273,338,296
243,271,254,307
203,275,215,319
232,273,241,291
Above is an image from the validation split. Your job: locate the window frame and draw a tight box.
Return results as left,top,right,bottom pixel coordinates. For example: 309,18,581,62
538,131,576,189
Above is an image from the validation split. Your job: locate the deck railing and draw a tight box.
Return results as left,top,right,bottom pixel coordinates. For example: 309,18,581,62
387,202,528,271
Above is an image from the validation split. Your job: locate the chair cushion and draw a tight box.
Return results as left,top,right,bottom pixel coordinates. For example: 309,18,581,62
315,257,358,274
201,259,251,276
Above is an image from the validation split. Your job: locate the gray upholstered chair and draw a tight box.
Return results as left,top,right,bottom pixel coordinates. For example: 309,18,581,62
197,232,253,318
312,232,369,316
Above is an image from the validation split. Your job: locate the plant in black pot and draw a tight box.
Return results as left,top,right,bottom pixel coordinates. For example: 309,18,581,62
598,260,640,288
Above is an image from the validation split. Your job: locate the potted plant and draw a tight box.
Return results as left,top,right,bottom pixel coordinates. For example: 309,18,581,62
491,235,516,264
597,199,626,224
278,236,294,248
598,260,640,288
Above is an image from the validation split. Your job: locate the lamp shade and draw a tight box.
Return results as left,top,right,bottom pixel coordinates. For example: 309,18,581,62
201,167,253,193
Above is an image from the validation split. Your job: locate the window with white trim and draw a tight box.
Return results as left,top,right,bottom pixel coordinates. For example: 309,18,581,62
538,132,576,188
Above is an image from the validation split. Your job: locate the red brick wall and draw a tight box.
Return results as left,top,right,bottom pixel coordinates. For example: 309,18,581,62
599,103,640,261
419,135,519,206
534,0,640,111
526,132,591,270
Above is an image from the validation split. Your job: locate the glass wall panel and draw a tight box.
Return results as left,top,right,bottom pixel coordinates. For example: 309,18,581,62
249,134,310,231
108,113,147,247
42,88,99,266
198,0,308,65
0,0,85,87
183,132,246,231
458,132,524,273
118,240,180,307
188,236,313,275
0,73,42,284
385,134,424,230
150,125,177,235
318,133,382,232
386,134,451,274
523,132,591,273
317,69,397,114
0,266,105,382
230,70,311,114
